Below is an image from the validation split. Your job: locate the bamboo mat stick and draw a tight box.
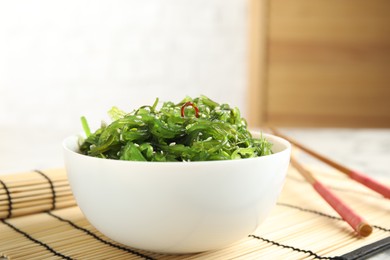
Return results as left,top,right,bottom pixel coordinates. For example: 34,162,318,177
0,189,72,202
0,196,73,211
290,155,373,237
4,176,67,185
3,175,67,183
0,195,74,210
0,189,72,201
2,183,70,192
270,128,390,199
0,200,76,219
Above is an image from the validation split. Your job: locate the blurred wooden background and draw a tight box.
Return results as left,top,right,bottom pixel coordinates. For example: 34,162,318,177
248,0,390,127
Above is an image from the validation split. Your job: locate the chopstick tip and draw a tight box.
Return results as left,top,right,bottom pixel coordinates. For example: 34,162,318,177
358,222,373,237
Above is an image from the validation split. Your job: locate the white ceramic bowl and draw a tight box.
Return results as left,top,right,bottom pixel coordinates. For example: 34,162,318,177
63,133,291,254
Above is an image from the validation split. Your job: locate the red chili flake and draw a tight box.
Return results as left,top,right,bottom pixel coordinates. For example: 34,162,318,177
181,101,199,118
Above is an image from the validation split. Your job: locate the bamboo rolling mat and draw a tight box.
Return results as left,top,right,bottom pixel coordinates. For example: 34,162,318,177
1,166,389,260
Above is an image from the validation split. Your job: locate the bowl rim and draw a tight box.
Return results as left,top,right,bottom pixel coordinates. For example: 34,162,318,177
63,132,291,165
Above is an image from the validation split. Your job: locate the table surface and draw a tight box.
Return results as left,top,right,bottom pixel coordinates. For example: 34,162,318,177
1,127,389,259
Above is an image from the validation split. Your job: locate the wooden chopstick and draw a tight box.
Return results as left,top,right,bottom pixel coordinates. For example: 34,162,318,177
270,128,390,199
290,155,373,237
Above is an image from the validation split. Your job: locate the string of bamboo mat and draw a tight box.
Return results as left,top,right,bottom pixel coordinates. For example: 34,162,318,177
0,167,389,259
0,169,76,219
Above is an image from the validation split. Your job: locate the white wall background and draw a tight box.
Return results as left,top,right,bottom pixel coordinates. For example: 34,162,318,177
0,0,249,173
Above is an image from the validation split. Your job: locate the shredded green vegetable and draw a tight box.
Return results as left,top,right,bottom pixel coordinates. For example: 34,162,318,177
79,95,272,162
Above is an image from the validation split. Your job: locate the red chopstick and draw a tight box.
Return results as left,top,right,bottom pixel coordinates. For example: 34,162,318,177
290,155,373,237
270,128,390,199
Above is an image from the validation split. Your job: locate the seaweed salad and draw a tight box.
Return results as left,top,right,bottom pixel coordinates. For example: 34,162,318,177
79,95,272,162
